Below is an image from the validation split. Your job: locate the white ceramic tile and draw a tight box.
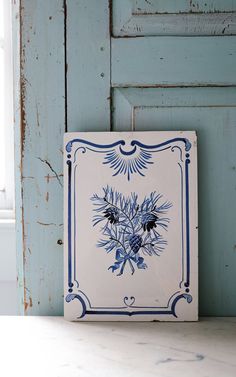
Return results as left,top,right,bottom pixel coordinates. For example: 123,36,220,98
64,131,198,321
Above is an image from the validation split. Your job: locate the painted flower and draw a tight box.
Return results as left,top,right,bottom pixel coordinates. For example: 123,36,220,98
92,186,171,276
104,207,119,224
141,213,158,232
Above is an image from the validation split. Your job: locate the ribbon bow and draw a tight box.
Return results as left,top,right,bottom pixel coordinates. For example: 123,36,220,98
108,248,147,276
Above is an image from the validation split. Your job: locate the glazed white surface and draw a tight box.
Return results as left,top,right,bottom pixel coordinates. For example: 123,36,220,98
64,131,198,321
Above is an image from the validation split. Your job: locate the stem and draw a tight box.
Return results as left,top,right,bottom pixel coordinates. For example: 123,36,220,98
110,237,128,255
130,206,139,221
117,260,127,276
128,259,135,275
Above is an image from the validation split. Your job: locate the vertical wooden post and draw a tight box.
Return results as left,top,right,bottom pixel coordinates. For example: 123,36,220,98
14,0,66,315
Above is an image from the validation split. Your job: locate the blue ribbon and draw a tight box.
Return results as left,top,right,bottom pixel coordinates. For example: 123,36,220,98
108,248,147,275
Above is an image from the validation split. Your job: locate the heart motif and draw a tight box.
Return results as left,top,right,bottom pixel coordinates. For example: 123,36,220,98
124,296,135,307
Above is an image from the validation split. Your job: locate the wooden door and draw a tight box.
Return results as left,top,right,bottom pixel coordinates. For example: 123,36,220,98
17,1,236,315
67,0,236,316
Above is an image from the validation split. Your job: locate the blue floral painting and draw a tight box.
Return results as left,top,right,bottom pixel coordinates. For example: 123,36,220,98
91,186,172,276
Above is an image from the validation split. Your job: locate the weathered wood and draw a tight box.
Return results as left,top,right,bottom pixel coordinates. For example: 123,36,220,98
130,0,236,13
112,36,236,86
67,0,110,132
15,0,236,317
112,0,236,37
113,13,236,37
17,0,65,315
12,0,24,315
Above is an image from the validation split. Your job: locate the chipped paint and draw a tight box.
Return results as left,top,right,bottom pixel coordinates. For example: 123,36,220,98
24,296,33,311
112,1,236,37
45,173,63,183
15,0,65,315
36,221,57,226
36,103,40,127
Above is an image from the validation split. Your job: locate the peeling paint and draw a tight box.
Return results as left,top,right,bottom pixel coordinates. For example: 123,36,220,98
36,102,40,127
24,296,33,311
114,8,236,37
20,75,26,157
37,221,57,226
45,173,63,183
19,3,28,316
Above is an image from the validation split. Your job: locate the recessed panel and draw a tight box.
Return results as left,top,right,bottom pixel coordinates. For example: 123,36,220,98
112,0,236,36
112,87,236,315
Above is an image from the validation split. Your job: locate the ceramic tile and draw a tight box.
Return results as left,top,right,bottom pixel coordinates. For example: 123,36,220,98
64,131,198,321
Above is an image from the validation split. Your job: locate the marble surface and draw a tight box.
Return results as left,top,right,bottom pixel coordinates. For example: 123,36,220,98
0,317,235,377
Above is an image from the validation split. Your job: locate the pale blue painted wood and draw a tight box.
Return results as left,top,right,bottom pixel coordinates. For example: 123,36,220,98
12,0,24,315
112,87,236,315
16,0,236,316
112,87,236,130
17,0,65,315
67,0,110,132
113,87,236,108
112,36,236,86
130,0,236,13
113,13,236,37
113,0,236,36
16,0,110,316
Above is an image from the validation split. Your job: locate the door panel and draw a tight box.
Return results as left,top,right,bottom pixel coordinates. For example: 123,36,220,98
112,37,236,86
112,0,236,36
112,87,236,315
120,0,236,13
135,107,236,315
112,87,236,127
67,0,110,132
67,1,236,315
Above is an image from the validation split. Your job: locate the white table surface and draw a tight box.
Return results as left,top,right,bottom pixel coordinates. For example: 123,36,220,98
0,317,235,377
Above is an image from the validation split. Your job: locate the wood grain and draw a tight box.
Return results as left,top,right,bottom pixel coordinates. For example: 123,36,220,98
17,0,65,315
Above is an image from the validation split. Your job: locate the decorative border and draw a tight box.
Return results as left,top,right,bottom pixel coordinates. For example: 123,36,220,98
65,137,192,319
